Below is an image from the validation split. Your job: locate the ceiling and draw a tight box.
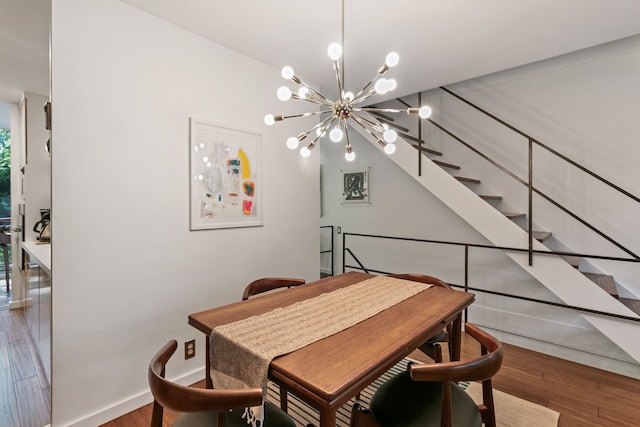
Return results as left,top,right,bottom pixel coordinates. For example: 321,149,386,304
2,0,640,109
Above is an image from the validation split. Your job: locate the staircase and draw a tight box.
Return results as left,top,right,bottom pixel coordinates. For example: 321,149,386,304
354,96,640,362
374,91,640,317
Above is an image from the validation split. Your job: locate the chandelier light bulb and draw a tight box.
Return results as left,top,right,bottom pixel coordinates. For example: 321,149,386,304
374,79,390,94
298,87,309,99
418,105,433,119
281,66,294,80
384,143,396,154
287,137,300,150
343,91,354,101
387,78,397,92
264,114,275,126
316,127,326,137
327,43,342,61
329,127,344,142
277,86,292,101
345,151,356,162
300,146,311,158
385,52,400,67
383,129,397,143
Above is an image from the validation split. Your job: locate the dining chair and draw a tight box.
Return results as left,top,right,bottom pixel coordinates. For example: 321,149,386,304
387,273,453,362
349,323,503,427
242,277,306,300
148,340,296,427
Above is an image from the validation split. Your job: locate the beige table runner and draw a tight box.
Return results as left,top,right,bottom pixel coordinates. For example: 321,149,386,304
210,275,430,426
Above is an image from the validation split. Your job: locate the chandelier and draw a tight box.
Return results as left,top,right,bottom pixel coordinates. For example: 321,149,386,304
264,0,432,161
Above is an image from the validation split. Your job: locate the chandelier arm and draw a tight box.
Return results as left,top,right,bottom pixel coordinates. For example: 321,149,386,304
351,89,379,106
352,107,405,114
352,66,389,101
273,110,333,123
333,60,345,103
307,114,338,136
349,113,383,139
349,111,386,133
294,78,335,105
344,124,352,151
306,130,324,151
296,94,335,108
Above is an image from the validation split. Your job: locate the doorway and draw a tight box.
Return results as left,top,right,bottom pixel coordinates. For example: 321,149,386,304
0,123,10,309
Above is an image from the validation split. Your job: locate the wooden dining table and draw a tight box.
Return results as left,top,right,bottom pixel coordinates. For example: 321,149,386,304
188,271,475,427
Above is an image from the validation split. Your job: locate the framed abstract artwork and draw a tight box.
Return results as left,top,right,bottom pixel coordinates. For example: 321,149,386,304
190,118,262,230
341,168,370,204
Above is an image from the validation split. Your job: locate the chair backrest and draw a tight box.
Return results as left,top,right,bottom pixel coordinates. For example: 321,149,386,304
241,277,306,300
409,323,503,427
148,340,263,427
386,273,451,289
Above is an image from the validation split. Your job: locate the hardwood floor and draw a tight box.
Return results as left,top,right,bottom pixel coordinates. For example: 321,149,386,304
101,330,640,427
1,302,638,427
0,308,50,427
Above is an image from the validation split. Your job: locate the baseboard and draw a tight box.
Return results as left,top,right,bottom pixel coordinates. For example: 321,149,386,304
9,299,26,309
62,368,204,427
468,305,640,379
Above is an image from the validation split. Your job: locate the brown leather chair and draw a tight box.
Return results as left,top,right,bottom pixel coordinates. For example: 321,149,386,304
148,340,296,427
242,277,306,300
350,323,503,427
387,274,453,362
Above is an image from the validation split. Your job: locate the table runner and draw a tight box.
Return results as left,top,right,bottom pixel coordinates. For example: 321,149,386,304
210,275,430,426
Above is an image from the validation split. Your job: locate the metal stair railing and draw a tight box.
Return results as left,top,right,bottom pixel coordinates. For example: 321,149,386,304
342,231,640,322
390,88,640,267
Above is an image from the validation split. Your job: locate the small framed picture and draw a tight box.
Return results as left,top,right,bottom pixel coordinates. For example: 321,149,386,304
341,168,370,204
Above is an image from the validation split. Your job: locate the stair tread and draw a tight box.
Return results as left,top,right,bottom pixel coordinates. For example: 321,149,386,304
432,160,461,170
583,272,618,297
619,297,640,315
502,212,526,219
563,256,581,268
410,144,442,156
532,231,552,241
455,176,480,184
480,194,502,201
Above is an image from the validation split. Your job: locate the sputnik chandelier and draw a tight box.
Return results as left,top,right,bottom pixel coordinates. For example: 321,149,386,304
264,0,432,162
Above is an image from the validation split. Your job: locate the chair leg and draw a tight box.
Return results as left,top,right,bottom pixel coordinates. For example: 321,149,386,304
480,379,497,427
418,341,444,363
349,402,380,427
433,343,443,363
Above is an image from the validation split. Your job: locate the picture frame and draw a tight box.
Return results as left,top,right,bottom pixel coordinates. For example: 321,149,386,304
341,168,370,204
189,118,262,230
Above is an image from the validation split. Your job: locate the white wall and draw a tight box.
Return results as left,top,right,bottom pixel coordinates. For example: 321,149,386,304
50,0,319,425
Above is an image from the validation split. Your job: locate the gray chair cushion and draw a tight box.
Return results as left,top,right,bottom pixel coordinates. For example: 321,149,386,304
173,401,296,427
369,370,482,427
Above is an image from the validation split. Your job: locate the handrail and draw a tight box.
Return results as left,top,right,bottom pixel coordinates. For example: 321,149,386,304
394,91,640,263
343,247,370,274
439,87,640,204
320,225,334,276
342,232,640,323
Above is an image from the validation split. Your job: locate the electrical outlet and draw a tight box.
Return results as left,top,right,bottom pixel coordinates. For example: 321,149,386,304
185,339,195,359
337,226,341,234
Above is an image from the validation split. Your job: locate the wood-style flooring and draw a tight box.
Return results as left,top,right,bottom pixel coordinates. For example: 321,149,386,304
1,303,638,427
101,329,640,427
0,308,50,427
